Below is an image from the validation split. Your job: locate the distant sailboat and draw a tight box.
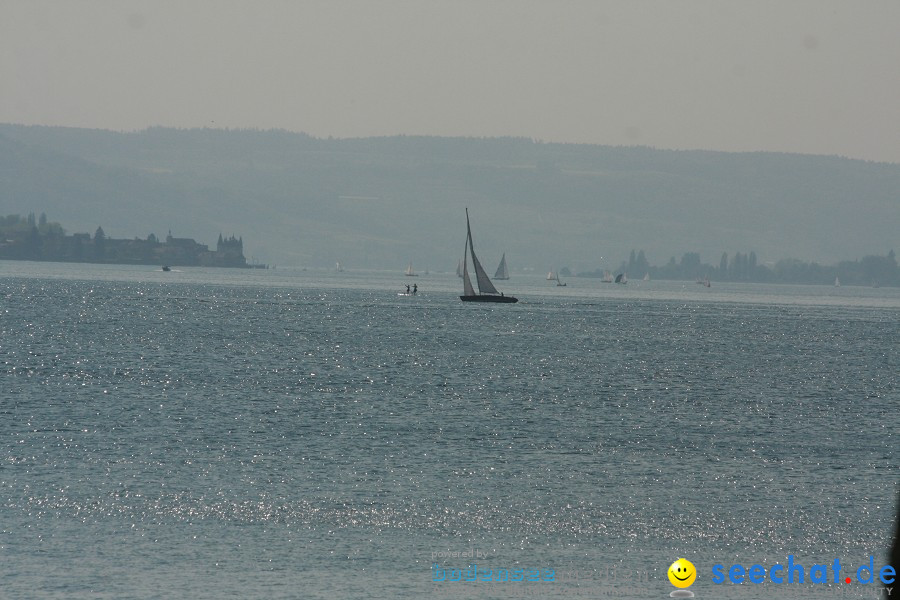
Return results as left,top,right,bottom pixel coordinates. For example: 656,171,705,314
405,261,418,277
643,273,650,281
336,261,343,272
601,270,614,283
456,259,464,278
494,253,510,280
460,209,517,303
548,268,566,286
615,272,627,284
834,276,841,287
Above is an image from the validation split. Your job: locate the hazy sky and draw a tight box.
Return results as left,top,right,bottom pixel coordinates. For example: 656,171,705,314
3,1,900,163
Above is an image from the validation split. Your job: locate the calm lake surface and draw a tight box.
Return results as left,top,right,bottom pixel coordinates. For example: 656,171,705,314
2,261,897,599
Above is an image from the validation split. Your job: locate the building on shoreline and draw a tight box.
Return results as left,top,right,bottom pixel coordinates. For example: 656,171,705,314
0,215,259,268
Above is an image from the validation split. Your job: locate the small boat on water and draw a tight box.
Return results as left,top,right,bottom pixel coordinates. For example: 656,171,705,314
494,253,510,280
405,261,418,277
615,272,627,285
549,268,566,286
460,209,518,303
162,265,171,272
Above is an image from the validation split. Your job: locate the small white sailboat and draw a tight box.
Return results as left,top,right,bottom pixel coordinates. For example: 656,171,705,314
494,253,510,280
834,276,840,287
601,270,614,283
546,270,556,281
336,261,343,272
643,273,650,281
405,261,418,277
456,259,464,278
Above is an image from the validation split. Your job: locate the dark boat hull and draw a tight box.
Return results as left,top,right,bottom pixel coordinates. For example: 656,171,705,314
460,295,518,303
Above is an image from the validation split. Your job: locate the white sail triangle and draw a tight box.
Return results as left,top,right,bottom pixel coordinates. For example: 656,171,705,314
494,253,509,279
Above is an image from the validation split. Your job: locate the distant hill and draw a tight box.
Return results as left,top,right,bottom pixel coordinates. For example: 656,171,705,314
1,124,898,272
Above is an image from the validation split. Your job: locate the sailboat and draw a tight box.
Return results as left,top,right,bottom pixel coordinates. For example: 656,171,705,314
548,268,566,286
834,276,841,287
336,261,343,272
601,270,613,283
405,261,418,277
615,272,627,284
643,273,650,281
494,253,510,280
456,259,464,278
556,271,567,287
460,209,518,303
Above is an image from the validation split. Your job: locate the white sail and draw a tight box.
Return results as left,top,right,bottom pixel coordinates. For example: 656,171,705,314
456,259,464,278
405,261,417,276
494,253,509,280
547,270,555,280
834,277,840,287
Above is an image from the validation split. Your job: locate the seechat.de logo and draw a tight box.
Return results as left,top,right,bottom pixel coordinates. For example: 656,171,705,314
711,555,896,586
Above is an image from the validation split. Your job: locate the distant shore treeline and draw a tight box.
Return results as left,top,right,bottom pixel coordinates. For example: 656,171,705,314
0,213,255,268
576,248,899,286
4,212,896,286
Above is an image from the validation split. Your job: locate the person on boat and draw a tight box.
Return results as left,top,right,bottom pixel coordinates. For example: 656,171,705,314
406,284,410,294
412,284,417,294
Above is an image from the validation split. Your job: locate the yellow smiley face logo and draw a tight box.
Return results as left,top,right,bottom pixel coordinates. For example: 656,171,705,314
668,558,697,588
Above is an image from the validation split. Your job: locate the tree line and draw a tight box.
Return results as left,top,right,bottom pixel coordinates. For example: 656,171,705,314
605,248,900,286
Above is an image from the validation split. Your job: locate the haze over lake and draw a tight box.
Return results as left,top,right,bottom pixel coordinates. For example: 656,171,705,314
2,2,898,598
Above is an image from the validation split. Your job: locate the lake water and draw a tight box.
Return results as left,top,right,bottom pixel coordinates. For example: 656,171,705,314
2,261,897,599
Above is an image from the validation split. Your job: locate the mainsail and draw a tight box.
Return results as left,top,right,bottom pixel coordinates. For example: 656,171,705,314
462,244,476,297
466,214,499,295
